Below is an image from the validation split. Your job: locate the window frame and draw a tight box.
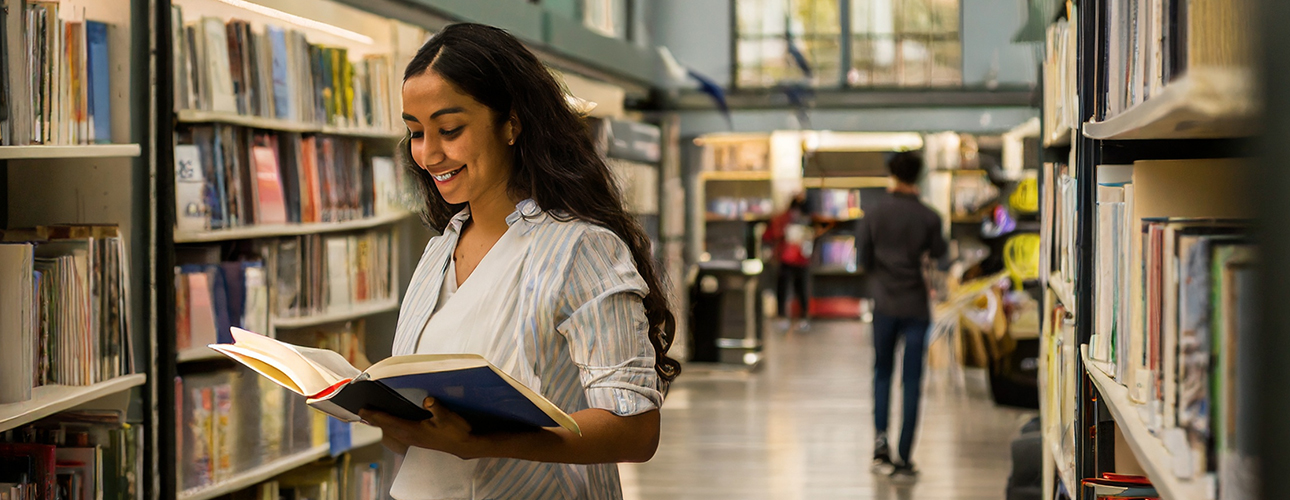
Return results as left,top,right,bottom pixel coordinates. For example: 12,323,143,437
730,0,964,90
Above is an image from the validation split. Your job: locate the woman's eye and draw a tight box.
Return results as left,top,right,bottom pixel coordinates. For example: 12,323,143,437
409,130,424,139
439,127,463,137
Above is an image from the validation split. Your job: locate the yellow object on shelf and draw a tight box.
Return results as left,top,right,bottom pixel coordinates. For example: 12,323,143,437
1005,233,1041,289
1010,177,1040,213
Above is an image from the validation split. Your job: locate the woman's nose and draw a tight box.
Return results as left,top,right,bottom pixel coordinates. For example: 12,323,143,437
420,141,446,169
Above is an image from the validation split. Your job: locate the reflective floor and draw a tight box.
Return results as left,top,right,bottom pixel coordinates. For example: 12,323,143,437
621,319,1035,500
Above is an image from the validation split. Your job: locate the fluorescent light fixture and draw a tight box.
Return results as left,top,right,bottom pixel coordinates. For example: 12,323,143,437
214,0,375,45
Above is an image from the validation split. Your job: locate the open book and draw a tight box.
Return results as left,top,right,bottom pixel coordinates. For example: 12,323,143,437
209,327,580,435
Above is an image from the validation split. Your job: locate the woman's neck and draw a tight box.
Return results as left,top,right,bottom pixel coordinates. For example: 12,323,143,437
466,186,521,235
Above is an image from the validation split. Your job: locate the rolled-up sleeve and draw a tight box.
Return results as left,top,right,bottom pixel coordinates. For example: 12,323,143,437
555,228,663,416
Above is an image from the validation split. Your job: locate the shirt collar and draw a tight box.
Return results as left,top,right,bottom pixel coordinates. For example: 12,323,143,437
444,198,543,234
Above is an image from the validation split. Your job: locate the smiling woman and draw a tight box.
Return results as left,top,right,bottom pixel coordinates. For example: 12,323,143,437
360,23,680,500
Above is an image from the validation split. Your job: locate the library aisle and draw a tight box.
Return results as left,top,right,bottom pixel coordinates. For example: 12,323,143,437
623,320,1034,500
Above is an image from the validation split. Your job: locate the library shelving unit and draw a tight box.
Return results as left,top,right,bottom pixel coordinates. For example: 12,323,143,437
156,0,430,496
1037,1,1260,499
0,0,156,494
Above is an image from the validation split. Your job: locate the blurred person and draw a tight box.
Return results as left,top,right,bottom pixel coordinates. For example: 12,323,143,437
764,192,815,330
860,151,947,483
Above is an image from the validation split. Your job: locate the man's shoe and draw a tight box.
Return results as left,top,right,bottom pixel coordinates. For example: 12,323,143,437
870,434,893,474
888,462,919,485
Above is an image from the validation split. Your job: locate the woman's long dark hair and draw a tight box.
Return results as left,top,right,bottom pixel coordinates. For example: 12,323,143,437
400,23,680,384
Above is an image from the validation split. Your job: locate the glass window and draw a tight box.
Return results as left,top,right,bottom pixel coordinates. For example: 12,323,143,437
849,0,961,87
734,0,842,88
734,0,961,88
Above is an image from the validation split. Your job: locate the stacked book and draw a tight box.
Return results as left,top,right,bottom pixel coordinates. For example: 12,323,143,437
1042,6,1077,140
1040,161,1077,294
0,225,134,405
816,235,857,272
1084,159,1254,494
1100,0,1254,119
177,367,332,492
0,410,143,500
812,189,861,220
174,124,404,233
267,227,394,319
171,6,398,132
255,458,386,500
2,3,114,146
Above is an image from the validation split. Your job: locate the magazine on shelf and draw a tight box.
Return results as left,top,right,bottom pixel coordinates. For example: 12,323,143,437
209,327,580,435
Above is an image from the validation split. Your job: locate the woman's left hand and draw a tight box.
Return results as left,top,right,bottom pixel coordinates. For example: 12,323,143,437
359,397,483,459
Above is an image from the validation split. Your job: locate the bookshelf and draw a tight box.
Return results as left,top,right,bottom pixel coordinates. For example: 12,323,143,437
1082,69,1257,140
177,424,383,500
0,0,154,496
174,210,413,243
1082,347,1211,500
270,297,401,329
0,144,143,159
0,374,148,433
177,109,406,140
1038,0,1260,499
158,0,430,496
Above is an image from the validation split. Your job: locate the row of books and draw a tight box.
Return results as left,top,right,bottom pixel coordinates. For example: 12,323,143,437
0,226,134,404
1042,8,1077,140
1084,159,1254,492
268,229,395,319
1101,0,1254,119
705,197,774,220
175,228,393,344
816,235,857,272
607,159,659,216
239,459,386,500
810,188,861,220
1,2,113,146
0,411,143,500
1040,160,1078,293
174,124,404,233
172,7,399,132
704,140,769,172
178,318,375,492
177,367,328,492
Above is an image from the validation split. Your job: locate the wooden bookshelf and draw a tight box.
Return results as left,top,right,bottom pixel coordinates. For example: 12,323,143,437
801,176,888,189
177,110,404,140
271,298,401,330
1082,347,1210,500
1083,68,1257,140
174,211,413,243
177,425,383,500
0,144,143,159
0,374,147,433
700,170,773,181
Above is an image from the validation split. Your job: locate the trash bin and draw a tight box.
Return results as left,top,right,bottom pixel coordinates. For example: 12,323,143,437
688,260,765,365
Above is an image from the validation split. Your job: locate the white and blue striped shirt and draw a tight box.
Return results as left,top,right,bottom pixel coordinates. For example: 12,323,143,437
389,199,662,499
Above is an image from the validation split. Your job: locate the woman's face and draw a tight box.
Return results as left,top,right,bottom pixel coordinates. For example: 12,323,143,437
403,69,517,207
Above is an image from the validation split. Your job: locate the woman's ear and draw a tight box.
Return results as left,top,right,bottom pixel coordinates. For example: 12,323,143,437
507,113,522,145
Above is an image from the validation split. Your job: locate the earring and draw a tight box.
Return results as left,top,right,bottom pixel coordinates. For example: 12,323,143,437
508,138,514,146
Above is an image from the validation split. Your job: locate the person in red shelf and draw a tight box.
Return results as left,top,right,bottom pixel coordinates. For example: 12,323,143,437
764,192,814,330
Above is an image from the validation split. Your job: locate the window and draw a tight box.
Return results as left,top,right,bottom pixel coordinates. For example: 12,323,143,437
849,0,960,86
734,0,961,88
735,0,841,88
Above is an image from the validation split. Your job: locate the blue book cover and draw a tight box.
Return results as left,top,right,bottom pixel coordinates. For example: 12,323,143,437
327,418,351,456
208,328,581,435
86,21,111,144
267,26,290,120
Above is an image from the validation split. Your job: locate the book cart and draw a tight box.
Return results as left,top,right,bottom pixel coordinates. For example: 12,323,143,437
1036,0,1261,499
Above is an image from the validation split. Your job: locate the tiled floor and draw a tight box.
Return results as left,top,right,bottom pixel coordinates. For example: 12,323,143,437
621,319,1036,500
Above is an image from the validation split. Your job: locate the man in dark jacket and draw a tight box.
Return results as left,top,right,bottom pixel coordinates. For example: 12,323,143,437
861,151,948,483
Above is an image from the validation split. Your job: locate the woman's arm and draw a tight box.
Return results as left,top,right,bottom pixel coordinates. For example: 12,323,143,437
359,397,660,463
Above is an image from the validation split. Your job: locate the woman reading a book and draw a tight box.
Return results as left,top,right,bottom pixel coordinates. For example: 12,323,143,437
357,23,680,499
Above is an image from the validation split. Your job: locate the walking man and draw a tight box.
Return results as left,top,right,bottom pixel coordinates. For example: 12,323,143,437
861,151,947,483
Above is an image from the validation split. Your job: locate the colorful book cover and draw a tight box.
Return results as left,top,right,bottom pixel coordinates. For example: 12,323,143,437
267,26,290,121
252,145,288,225
85,21,110,144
